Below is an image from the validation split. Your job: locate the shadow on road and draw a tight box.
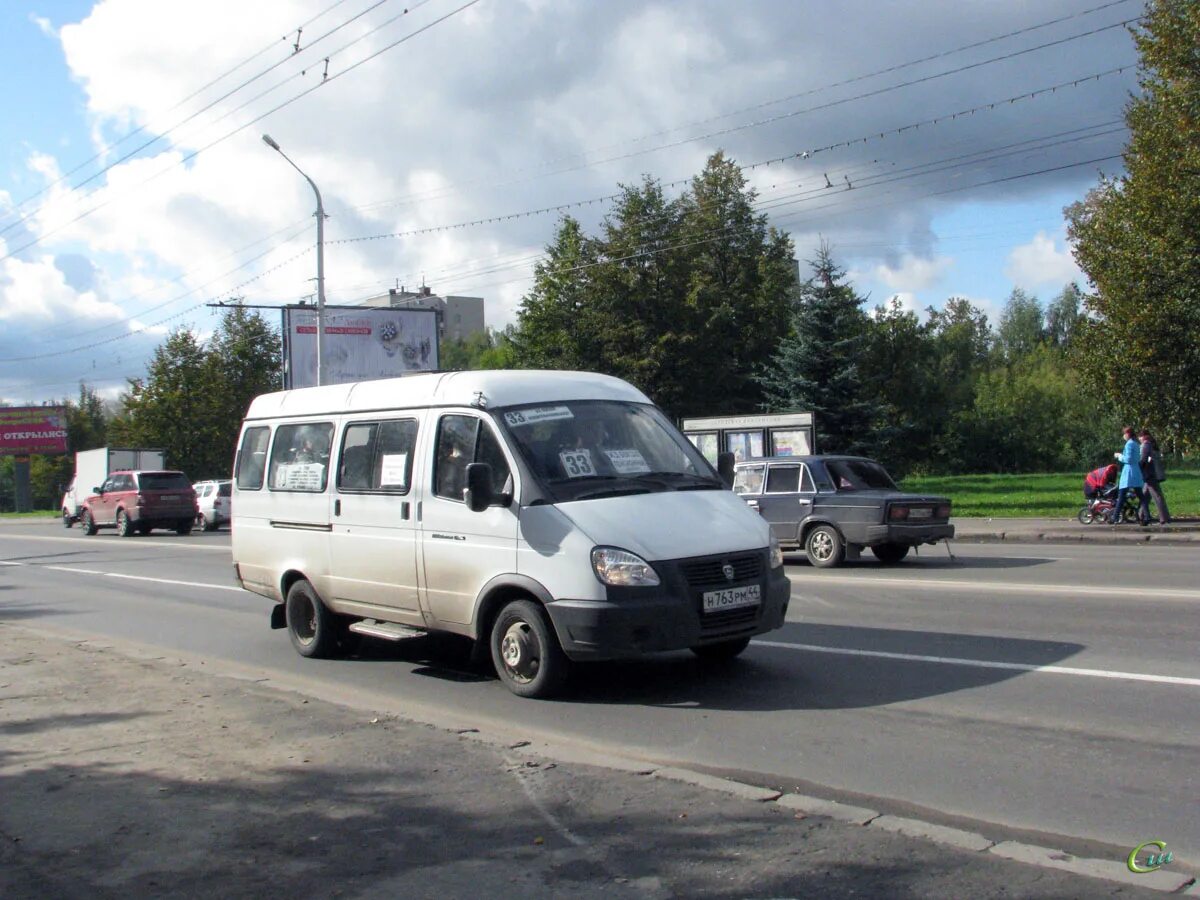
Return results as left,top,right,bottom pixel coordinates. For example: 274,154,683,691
328,622,1083,712
783,553,1056,571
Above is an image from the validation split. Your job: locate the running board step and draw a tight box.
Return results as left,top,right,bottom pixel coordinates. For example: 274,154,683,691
348,620,427,641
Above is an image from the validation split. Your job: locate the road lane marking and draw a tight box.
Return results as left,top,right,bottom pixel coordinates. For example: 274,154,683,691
788,574,1200,601
0,534,229,552
752,640,1200,687
103,572,242,592
1,558,241,594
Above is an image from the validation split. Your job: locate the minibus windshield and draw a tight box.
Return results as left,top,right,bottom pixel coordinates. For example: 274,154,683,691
498,401,722,502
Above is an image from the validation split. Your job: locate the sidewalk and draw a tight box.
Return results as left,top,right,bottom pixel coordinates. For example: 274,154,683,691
952,516,1200,545
0,625,1187,898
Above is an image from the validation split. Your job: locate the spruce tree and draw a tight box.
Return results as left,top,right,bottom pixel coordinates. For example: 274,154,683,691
759,246,879,455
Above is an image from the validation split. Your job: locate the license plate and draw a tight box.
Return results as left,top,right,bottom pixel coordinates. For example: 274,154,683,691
702,584,761,612
910,508,932,519
160,495,179,502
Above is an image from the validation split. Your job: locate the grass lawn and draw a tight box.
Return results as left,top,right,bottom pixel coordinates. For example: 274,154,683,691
901,471,1200,519
0,510,60,519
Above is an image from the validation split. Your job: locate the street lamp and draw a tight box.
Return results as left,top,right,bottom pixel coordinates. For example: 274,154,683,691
262,133,327,387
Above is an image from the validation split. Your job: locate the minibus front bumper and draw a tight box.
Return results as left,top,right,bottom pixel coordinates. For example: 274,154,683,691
544,552,791,661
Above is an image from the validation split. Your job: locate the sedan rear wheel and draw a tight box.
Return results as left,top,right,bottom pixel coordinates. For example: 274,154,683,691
805,524,845,568
871,542,910,564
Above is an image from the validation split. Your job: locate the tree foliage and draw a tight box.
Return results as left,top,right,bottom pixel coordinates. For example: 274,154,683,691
759,245,880,455
109,306,281,480
510,153,796,418
1065,0,1200,447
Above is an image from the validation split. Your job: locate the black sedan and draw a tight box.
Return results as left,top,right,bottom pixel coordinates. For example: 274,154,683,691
732,455,953,567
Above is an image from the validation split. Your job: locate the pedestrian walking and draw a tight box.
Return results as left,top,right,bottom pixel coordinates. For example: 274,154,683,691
1110,426,1149,525
1139,429,1171,524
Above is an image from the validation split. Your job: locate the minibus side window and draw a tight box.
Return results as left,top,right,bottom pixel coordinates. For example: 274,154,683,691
338,419,418,494
269,422,334,492
434,415,512,501
236,426,270,490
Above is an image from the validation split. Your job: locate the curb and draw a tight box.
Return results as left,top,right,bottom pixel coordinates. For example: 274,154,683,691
953,531,1200,546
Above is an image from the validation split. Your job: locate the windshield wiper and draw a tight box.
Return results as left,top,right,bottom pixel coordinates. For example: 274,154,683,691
570,486,654,500
632,471,722,489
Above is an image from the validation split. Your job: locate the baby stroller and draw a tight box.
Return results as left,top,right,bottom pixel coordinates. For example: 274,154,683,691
1078,482,1136,525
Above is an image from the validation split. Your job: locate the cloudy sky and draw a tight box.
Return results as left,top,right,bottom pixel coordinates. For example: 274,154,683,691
0,0,1141,405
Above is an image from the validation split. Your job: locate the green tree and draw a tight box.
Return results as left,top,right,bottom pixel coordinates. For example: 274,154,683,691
995,288,1045,363
759,245,879,455
1065,0,1200,447
924,298,993,471
511,153,796,418
1045,282,1084,350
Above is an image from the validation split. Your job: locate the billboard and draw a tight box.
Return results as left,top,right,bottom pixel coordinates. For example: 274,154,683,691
283,306,440,389
0,406,69,456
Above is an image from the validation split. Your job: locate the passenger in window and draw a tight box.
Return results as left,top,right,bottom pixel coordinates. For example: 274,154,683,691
439,436,469,499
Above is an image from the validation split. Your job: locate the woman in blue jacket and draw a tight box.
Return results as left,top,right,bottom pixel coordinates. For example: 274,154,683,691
1110,426,1149,525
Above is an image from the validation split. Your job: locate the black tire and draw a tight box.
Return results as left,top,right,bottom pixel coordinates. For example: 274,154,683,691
175,519,193,536
805,524,845,568
1121,504,1139,524
80,509,98,536
138,523,152,535
199,513,215,532
490,599,569,699
691,636,751,662
1078,506,1095,525
872,542,910,564
63,509,73,528
116,509,135,538
285,580,339,659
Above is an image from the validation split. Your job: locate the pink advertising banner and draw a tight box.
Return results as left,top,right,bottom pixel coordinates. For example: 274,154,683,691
0,406,69,455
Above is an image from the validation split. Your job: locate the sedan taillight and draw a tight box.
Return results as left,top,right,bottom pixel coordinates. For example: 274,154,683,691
889,505,909,521
937,504,952,518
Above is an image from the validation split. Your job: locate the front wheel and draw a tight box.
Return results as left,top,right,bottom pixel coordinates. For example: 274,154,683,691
175,519,193,535
691,636,751,662
805,524,845,568
62,509,73,528
286,580,339,659
80,509,98,536
872,542,910,564
1078,506,1095,525
490,599,569,699
199,513,215,532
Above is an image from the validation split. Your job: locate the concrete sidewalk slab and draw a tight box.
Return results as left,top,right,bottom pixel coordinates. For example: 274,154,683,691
951,516,1200,545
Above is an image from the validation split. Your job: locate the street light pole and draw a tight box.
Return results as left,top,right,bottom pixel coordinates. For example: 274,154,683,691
262,133,327,387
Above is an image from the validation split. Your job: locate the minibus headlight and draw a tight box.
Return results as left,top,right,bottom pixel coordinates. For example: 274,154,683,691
591,547,661,587
769,533,784,570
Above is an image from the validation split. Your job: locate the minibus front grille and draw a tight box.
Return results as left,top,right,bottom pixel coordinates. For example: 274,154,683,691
680,553,764,589
698,606,760,637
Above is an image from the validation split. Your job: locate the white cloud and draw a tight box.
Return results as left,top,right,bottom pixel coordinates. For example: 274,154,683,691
29,14,57,39
1005,231,1084,289
854,254,954,293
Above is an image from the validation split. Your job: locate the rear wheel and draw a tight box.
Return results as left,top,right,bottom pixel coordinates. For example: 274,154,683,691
1077,506,1095,525
116,509,135,537
805,524,845,568
199,513,216,532
137,523,152,535
691,636,751,662
62,508,73,528
80,509,98,536
490,599,569,699
175,519,193,536
872,542,910,564
286,580,339,659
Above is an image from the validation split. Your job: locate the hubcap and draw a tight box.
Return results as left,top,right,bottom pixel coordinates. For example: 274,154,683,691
500,621,538,684
294,596,316,644
810,532,833,560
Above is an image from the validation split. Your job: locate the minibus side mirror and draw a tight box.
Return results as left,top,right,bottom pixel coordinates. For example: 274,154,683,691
465,463,495,512
717,452,736,489
92,486,103,495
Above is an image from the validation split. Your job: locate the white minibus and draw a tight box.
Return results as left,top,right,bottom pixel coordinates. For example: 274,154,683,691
231,370,790,697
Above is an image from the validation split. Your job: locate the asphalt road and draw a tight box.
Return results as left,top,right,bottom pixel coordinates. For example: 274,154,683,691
1,520,1196,865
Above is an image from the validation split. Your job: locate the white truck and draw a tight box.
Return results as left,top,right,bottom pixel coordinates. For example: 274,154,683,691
61,447,166,527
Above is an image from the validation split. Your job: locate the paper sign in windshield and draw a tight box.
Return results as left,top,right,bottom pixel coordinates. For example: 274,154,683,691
505,407,574,427
379,453,409,487
559,449,597,478
273,463,325,491
605,448,650,474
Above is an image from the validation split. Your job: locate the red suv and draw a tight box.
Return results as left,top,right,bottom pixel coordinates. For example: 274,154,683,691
80,470,198,537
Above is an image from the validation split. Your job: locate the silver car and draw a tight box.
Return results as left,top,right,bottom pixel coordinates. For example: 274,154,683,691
192,479,232,531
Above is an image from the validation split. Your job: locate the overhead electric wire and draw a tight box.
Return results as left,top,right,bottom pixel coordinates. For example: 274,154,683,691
0,0,358,235
0,0,480,264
